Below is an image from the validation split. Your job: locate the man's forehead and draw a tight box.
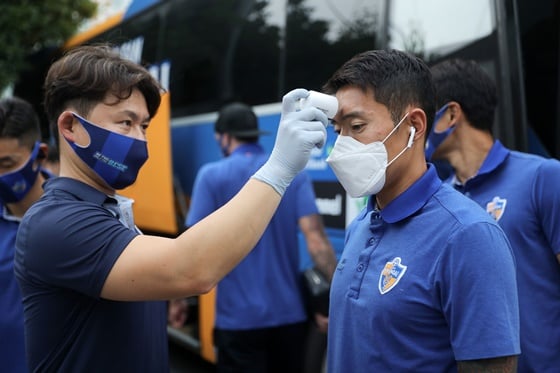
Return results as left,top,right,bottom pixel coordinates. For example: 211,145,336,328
333,100,388,124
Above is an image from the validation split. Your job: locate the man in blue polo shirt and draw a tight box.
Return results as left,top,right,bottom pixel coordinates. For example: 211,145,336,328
0,96,53,373
186,102,337,373
428,58,560,373
14,45,328,372
322,50,520,372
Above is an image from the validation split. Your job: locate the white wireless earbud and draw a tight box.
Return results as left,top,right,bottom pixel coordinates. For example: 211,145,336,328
407,126,416,148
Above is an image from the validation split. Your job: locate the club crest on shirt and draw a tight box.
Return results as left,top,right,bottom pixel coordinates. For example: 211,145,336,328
486,196,507,221
378,257,407,294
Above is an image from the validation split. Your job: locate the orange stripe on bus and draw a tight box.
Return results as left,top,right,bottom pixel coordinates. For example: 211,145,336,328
64,13,125,48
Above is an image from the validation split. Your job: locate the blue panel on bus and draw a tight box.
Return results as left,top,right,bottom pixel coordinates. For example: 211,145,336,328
124,0,162,20
172,112,340,196
255,112,340,182
171,122,221,196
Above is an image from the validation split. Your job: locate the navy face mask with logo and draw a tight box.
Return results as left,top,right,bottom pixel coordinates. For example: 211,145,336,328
425,103,454,161
0,141,41,204
67,113,149,190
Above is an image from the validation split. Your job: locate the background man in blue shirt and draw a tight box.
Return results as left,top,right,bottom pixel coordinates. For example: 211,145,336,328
186,102,337,373
322,49,520,372
14,44,328,372
0,96,52,373
429,58,560,373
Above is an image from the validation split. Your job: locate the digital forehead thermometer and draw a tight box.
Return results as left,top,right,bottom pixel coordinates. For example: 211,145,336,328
298,90,338,119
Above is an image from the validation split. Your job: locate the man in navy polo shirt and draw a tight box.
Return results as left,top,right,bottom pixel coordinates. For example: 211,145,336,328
187,102,337,372
0,96,52,373
322,50,520,372
14,44,328,372
429,58,560,373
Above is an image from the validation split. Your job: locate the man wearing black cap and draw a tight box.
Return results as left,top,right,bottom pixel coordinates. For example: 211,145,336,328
186,102,337,373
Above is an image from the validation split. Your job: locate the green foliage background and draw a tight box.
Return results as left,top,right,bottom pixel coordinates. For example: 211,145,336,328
0,0,97,91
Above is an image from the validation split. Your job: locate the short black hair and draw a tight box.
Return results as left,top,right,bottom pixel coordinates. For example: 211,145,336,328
0,96,41,148
44,44,163,146
431,58,497,132
323,49,436,130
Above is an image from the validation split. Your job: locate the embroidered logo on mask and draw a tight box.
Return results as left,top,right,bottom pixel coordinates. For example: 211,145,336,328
486,196,507,221
378,257,407,294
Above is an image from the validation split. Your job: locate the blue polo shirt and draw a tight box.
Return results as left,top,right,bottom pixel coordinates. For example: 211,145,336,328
328,165,520,372
0,206,27,373
1,169,52,373
14,177,168,372
186,143,318,330
449,141,560,372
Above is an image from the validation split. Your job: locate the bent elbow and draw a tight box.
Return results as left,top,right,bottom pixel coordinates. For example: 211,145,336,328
182,275,217,296
195,277,217,295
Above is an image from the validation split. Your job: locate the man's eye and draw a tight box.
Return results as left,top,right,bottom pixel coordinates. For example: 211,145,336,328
0,161,17,170
350,123,366,131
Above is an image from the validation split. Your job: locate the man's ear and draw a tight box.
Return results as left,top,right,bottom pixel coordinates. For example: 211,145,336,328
447,101,463,126
37,143,49,160
221,132,233,148
58,111,77,141
407,108,426,142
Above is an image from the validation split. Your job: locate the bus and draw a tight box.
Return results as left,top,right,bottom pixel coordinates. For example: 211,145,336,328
14,0,559,367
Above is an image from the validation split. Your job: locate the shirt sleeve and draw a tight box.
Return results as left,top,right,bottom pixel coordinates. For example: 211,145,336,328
186,165,219,227
18,201,138,298
439,221,520,360
532,158,560,255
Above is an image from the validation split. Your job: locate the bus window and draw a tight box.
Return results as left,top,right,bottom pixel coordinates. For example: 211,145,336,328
387,0,530,159
388,0,494,60
387,0,560,160
149,0,384,117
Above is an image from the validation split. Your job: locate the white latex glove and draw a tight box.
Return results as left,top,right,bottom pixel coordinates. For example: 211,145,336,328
252,88,328,195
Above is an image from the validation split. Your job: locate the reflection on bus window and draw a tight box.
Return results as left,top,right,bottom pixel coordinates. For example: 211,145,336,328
93,0,383,117
388,0,494,61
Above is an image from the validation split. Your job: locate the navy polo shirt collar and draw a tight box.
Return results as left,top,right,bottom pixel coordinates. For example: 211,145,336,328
366,164,442,223
44,177,115,206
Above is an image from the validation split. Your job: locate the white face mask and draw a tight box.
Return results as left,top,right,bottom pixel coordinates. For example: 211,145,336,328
327,113,415,198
